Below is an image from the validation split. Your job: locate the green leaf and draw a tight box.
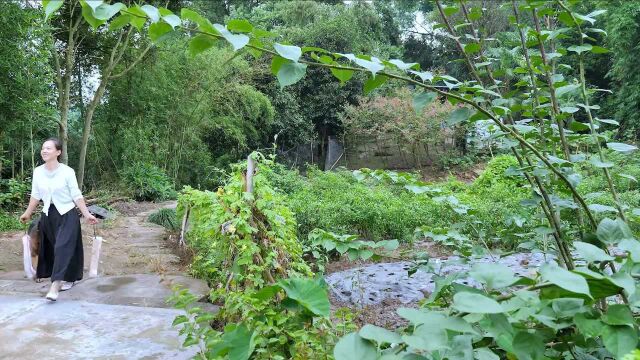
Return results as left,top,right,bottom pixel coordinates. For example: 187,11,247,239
591,46,610,54
359,324,403,345
469,263,517,289
446,335,473,360
43,0,64,21
84,1,103,11
512,332,545,360
561,106,579,113
452,292,504,313
598,118,620,126
402,324,449,352
588,204,618,213
597,218,634,244
109,14,130,31
81,3,106,29
337,53,384,76
618,173,637,182
181,8,215,33
330,68,354,84
609,271,636,296
602,305,635,327
149,22,173,43
464,43,481,54
189,34,216,56
354,58,384,76
251,285,280,302
277,277,329,317
474,348,500,360
277,62,307,89
172,314,189,326
221,323,257,360
388,59,418,71
618,239,640,262
213,24,249,51
376,239,399,251
334,333,377,360
555,84,580,97
141,4,160,23
127,6,147,30
551,298,584,318
271,56,288,75
93,2,125,21
568,44,593,54
162,14,181,29
573,241,614,263
590,156,614,168
227,19,253,33
607,142,638,153
574,313,602,337
274,43,302,62
602,325,638,359
412,92,436,115
540,263,591,298
363,75,387,95
443,5,459,16
410,70,434,82
448,108,473,125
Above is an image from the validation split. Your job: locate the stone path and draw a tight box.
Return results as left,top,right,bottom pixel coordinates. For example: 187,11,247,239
0,202,213,359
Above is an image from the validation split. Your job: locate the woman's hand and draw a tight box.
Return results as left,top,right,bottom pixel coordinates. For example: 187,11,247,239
19,211,32,224
84,212,98,225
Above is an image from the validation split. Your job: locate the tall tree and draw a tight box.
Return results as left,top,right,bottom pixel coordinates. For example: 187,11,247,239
45,1,154,187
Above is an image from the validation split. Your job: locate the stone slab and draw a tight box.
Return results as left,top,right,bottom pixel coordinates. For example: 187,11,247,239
0,295,197,360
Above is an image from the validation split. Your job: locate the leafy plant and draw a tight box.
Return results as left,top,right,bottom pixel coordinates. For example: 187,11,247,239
119,162,177,201
0,178,30,212
306,228,399,272
175,154,351,359
148,208,179,231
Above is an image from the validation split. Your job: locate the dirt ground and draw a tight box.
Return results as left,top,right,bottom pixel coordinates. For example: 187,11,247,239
0,200,187,278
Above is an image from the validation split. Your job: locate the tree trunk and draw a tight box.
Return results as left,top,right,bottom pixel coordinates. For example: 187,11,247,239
77,79,108,189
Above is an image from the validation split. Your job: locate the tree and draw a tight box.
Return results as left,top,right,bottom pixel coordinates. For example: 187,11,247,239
0,1,55,178
44,1,154,188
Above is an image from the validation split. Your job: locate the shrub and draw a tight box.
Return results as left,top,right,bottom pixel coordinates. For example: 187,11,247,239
148,208,179,231
0,178,30,212
0,212,22,232
119,162,177,201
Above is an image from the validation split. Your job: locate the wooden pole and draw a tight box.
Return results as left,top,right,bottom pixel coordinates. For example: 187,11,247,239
246,154,255,194
178,205,190,247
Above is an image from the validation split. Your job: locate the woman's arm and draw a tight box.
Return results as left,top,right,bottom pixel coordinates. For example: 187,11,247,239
20,197,40,223
74,197,98,225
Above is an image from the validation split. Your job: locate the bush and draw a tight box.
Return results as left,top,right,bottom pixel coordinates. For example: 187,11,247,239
0,178,30,212
148,208,179,231
279,167,452,242
271,155,536,250
0,212,22,232
120,162,177,201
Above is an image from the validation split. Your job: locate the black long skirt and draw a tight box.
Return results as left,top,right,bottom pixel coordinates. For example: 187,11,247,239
36,204,84,282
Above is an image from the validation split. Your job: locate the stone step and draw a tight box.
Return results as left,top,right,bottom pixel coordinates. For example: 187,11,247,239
0,273,212,309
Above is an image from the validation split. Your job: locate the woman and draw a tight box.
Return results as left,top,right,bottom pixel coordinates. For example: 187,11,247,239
20,138,98,301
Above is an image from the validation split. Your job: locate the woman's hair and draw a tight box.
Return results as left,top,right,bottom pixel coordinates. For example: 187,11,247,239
43,137,63,160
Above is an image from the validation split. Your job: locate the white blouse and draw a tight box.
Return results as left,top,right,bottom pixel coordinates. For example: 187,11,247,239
31,163,84,216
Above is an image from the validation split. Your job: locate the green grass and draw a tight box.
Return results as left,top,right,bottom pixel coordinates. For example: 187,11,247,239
148,208,179,231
